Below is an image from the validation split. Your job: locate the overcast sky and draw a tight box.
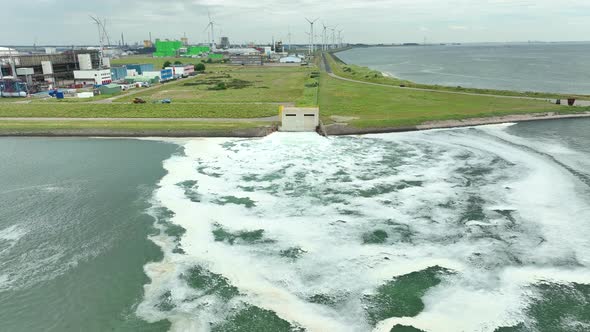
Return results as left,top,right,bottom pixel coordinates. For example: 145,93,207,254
2,0,590,45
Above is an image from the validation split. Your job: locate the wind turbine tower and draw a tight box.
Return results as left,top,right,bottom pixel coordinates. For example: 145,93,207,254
305,17,319,54
321,23,329,51
204,11,217,50
331,28,336,50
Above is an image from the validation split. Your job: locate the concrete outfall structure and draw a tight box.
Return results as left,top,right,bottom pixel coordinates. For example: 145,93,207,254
279,107,320,132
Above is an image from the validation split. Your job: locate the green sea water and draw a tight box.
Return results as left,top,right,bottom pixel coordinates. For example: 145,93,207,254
1,119,589,332
0,138,177,331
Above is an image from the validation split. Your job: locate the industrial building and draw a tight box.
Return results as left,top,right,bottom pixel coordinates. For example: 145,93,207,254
229,54,263,66
220,37,230,49
166,64,195,78
110,66,127,82
280,56,303,64
73,69,112,85
0,50,100,89
125,64,154,75
98,84,121,95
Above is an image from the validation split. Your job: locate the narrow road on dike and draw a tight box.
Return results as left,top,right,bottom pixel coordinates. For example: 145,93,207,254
321,53,590,105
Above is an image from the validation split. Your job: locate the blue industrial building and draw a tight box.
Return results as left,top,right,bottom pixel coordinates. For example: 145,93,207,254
125,64,155,75
110,66,127,82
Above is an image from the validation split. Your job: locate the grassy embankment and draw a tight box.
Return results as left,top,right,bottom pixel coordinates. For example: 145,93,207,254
0,120,267,134
0,60,318,133
320,53,587,128
327,52,590,100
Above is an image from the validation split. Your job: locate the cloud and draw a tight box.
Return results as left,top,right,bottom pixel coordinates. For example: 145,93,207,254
1,0,590,44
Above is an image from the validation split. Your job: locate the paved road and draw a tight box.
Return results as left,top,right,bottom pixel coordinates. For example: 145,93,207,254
321,54,590,106
0,116,279,123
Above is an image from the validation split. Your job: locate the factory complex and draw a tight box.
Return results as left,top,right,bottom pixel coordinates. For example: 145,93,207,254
0,35,310,99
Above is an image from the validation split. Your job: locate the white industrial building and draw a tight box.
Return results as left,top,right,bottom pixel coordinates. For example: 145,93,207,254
279,56,302,64
0,47,18,56
73,69,112,85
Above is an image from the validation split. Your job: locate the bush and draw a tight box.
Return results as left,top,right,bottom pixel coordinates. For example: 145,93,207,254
162,61,171,69
195,63,206,72
208,82,227,90
174,60,183,65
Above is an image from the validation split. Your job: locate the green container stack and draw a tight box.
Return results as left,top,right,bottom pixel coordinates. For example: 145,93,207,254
154,40,183,57
187,46,211,56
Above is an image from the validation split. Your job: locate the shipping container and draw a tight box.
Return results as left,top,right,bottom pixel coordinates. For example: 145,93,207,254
160,68,173,81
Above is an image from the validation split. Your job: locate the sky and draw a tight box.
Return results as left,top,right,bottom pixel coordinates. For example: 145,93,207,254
2,0,590,45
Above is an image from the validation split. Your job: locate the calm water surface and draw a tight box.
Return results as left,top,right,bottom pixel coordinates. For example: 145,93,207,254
337,43,590,94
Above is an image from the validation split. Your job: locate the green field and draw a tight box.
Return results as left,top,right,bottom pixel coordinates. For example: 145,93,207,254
0,64,316,121
1,52,587,134
118,66,313,104
319,58,573,128
0,120,270,133
0,103,277,119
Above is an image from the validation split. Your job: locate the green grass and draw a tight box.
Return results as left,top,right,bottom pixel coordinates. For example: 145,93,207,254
296,71,320,107
0,120,268,132
118,66,312,104
327,53,590,100
0,103,277,118
319,71,576,128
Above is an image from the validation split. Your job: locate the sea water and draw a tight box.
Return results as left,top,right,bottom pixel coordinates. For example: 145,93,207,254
1,118,589,331
337,43,590,94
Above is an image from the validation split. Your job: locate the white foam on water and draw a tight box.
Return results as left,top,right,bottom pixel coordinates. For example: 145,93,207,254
139,127,590,332
0,224,27,242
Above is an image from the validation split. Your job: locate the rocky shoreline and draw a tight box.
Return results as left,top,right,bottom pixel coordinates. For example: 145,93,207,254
324,111,590,136
0,112,588,137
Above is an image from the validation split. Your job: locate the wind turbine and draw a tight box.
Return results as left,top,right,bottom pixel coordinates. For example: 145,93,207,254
305,17,319,55
204,11,216,50
331,27,337,50
287,26,292,51
101,18,112,47
321,23,329,51
338,29,344,48
90,15,105,67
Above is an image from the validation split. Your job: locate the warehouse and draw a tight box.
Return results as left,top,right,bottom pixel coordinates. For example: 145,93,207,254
166,64,195,78
0,50,100,87
125,64,154,75
73,69,112,86
98,84,121,95
110,66,127,82
229,54,263,66
279,56,303,64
